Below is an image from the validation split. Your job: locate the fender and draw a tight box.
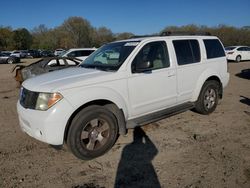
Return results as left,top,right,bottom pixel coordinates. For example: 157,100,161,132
191,69,221,102
61,86,129,120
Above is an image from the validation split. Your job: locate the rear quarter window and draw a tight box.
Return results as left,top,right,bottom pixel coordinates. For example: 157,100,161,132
203,39,225,59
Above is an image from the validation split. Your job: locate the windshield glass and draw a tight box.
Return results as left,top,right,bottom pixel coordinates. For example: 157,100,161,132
80,41,139,71
225,46,236,51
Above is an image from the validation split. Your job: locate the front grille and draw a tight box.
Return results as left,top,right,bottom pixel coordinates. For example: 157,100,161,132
20,87,39,109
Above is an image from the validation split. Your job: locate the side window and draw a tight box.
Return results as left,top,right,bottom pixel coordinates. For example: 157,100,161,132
47,59,57,66
132,41,170,72
237,47,245,51
77,50,94,56
68,51,76,57
58,59,65,66
66,59,78,65
203,39,225,59
173,40,200,65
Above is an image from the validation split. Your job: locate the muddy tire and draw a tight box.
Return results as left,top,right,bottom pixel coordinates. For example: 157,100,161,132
195,81,220,115
67,105,118,160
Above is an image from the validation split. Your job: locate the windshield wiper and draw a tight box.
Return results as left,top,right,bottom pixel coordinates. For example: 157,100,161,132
81,64,115,72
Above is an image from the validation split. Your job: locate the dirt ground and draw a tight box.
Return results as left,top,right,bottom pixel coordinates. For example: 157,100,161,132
0,59,249,188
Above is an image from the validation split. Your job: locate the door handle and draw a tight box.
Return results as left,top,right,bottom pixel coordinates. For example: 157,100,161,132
167,70,175,77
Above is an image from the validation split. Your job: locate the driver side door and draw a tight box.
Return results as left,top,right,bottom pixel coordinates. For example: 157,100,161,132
127,41,177,118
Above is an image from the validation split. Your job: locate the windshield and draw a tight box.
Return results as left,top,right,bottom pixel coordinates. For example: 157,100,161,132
80,41,139,71
225,46,236,51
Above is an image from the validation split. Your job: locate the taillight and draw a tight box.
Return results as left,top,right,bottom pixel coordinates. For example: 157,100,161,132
227,52,234,54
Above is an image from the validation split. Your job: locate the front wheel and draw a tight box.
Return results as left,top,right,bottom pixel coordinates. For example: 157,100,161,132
67,105,118,160
195,81,220,115
7,58,14,64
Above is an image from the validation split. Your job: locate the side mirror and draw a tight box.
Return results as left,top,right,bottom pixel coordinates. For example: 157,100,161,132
135,61,153,73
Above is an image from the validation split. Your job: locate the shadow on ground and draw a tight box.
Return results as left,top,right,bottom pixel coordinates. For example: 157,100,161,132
235,69,250,80
114,127,160,188
240,96,250,106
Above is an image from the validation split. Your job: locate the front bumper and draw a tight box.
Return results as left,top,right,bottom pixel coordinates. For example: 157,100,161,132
17,98,74,145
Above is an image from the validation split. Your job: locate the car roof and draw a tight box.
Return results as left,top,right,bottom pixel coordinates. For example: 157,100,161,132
115,35,218,44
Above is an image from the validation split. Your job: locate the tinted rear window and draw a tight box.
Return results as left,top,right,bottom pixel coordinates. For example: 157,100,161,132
203,39,225,59
173,40,200,65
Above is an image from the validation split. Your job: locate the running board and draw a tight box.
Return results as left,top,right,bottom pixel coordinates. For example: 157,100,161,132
126,102,195,128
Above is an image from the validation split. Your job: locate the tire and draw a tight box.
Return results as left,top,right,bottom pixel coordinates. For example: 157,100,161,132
67,105,118,160
236,55,241,63
195,81,220,115
7,58,14,64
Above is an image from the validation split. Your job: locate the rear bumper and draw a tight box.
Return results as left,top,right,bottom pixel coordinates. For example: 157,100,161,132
221,72,230,88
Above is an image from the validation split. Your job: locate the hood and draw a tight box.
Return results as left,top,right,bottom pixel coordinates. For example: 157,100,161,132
22,67,114,92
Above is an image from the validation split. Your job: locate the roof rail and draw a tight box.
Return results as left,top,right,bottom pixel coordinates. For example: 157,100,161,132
130,34,159,39
161,31,211,36
130,31,211,39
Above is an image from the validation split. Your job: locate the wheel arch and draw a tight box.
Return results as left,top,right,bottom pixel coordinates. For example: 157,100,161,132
191,71,223,102
64,99,127,143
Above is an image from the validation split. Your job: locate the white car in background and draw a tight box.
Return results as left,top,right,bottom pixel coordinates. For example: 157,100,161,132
54,49,65,56
61,48,96,61
11,50,27,58
225,46,250,62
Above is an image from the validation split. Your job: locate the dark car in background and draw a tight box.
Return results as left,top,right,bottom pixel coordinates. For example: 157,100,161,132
27,49,41,58
0,52,20,64
40,50,54,57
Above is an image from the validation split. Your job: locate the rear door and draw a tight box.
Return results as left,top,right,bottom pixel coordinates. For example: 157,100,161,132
237,47,248,60
246,47,250,60
172,39,202,103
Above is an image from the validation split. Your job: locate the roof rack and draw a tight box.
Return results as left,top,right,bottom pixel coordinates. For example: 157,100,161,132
130,34,159,39
130,31,211,39
161,31,211,36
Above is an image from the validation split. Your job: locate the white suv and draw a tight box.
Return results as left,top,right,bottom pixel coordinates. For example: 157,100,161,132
61,48,96,61
17,33,229,160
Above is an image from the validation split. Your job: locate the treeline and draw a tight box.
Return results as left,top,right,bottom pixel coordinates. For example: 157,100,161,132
0,16,133,51
161,24,250,46
1,16,250,51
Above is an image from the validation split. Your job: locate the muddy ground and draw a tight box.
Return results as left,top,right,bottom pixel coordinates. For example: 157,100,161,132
0,60,249,188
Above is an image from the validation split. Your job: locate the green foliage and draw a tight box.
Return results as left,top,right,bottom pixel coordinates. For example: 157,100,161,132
12,28,32,49
161,24,250,46
0,26,14,50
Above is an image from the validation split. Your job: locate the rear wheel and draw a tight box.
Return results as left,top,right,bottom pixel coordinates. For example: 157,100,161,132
236,55,241,63
67,105,118,160
195,81,220,115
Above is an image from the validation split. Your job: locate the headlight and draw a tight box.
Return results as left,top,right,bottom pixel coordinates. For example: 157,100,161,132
35,92,63,111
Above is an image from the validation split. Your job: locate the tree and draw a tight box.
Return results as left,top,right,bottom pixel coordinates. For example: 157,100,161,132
115,32,134,40
13,28,32,49
60,16,94,48
0,26,14,50
93,27,114,47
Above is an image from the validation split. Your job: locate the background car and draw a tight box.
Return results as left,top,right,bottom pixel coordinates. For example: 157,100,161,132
27,49,41,58
13,57,82,83
11,50,28,58
40,50,54,57
61,48,96,61
0,52,20,64
54,49,65,56
225,46,250,62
